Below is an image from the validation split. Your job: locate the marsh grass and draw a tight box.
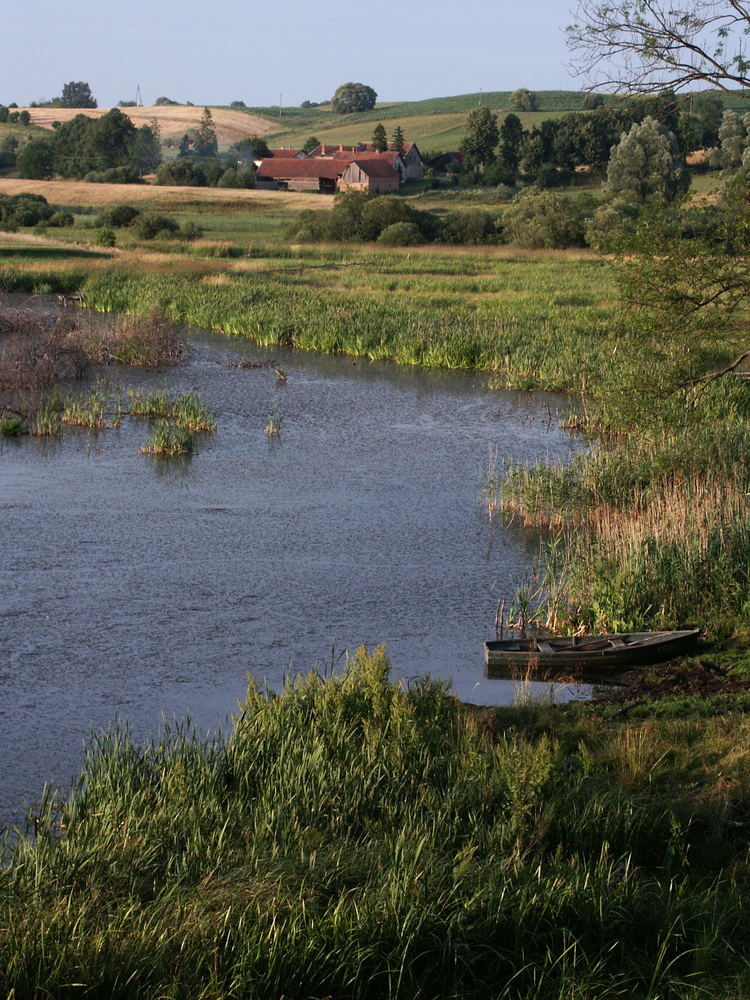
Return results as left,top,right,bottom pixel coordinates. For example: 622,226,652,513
2,647,749,999
140,420,195,457
265,402,282,435
128,388,215,431
497,423,750,633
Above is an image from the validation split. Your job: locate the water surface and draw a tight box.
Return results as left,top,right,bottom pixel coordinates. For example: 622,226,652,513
0,316,579,825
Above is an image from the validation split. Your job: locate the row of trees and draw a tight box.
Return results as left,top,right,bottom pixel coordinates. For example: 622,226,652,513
459,90,723,187
17,109,161,180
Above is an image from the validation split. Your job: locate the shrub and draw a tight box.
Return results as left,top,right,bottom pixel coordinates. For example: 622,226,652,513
99,204,140,228
376,221,424,246
48,211,74,228
509,88,537,112
442,208,499,244
83,166,141,184
179,221,202,241
0,193,53,229
95,227,116,247
502,187,588,248
585,199,640,252
137,214,180,240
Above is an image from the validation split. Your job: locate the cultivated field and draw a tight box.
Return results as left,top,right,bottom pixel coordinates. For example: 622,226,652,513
15,105,278,146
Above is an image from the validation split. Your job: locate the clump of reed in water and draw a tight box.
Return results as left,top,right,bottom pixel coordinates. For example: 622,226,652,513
140,420,195,457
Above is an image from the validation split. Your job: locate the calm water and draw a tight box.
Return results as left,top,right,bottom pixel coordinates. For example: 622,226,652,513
0,312,580,826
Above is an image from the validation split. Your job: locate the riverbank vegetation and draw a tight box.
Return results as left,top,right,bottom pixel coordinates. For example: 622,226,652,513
2,647,750,999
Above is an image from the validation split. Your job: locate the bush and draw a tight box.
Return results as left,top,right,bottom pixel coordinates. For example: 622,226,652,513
0,193,53,229
376,221,424,246
179,221,202,241
48,211,74,228
502,187,588,248
442,208,499,244
83,166,141,184
584,198,640,252
99,204,140,228
137,214,180,240
95,227,116,247
156,161,207,187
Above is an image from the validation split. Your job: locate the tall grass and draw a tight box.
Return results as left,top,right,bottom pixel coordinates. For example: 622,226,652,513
2,647,749,998
80,258,616,392
496,424,750,633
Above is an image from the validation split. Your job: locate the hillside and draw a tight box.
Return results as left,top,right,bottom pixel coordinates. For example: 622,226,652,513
15,105,278,147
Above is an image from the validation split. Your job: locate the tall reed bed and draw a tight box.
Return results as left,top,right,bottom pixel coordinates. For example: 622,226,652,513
81,259,616,393
2,647,749,998
497,425,750,632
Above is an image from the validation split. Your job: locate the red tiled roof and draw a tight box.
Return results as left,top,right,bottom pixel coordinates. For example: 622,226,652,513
256,158,344,180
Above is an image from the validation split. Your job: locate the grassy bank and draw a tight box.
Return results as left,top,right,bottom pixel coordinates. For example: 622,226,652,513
2,648,750,999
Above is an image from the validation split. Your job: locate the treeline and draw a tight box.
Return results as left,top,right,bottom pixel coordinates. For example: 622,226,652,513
15,109,160,182
455,91,723,188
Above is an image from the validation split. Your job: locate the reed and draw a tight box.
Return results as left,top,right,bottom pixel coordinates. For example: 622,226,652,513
140,420,195,457
128,389,215,431
1,648,749,998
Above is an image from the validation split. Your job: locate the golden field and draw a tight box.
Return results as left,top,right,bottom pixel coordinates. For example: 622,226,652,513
15,105,277,146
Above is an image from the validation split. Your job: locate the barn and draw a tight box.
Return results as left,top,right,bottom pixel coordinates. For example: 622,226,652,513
338,158,401,193
255,158,342,193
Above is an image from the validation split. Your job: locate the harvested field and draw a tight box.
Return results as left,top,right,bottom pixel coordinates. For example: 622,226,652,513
0,177,331,212
15,105,277,146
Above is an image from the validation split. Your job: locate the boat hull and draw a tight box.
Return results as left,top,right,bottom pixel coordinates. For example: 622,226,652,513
484,629,700,684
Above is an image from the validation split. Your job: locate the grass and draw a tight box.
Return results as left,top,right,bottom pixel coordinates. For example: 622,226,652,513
140,420,195,456
2,647,750,999
128,388,215,431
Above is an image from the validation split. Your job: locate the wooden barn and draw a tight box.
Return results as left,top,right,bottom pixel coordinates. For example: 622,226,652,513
338,158,401,193
255,158,342,193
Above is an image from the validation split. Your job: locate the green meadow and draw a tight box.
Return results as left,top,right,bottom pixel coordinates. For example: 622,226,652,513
2,154,750,997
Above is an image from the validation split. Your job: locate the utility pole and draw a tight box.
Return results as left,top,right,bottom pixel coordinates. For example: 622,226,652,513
279,93,283,117
136,84,143,107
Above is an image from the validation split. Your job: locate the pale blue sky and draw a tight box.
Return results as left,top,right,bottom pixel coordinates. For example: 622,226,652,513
4,0,579,108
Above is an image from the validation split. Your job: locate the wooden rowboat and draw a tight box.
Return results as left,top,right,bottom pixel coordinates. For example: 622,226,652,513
484,629,700,684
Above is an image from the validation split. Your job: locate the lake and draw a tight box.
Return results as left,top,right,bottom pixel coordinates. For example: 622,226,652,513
0,308,580,827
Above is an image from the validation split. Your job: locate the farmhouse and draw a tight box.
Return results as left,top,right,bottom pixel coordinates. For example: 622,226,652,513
256,149,403,193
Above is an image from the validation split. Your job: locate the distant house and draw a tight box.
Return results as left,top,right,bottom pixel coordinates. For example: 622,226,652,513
256,148,403,194
255,157,342,193
308,142,424,183
339,158,401,193
267,148,306,158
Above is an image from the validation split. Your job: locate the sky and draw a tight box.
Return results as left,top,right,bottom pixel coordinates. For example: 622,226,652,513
2,0,580,109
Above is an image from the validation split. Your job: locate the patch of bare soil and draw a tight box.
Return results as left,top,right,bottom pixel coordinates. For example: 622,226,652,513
601,659,750,711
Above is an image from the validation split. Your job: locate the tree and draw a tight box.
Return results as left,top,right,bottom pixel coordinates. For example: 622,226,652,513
707,110,748,174
86,108,136,170
460,106,499,169
509,88,537,112
60,81,97,108
302,135,320,154
331,82,377,114
131,124,162,174
392,125,405,156
498,113,524,173
568,1,750,95
371,123,387,152
605,116,690,202
17,139,54,179
193,107,218,157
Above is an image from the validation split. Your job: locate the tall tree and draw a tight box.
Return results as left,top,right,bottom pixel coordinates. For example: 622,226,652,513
371,123,387,152
460,106,499,169
568,1,750,95
60,81,97,108
606,117,690,202
498,113,523,172
194,107,218,157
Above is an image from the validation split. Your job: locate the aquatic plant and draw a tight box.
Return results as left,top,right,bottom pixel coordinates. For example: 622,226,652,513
265,403,282,435
141,420,195,457
2,647,750,998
